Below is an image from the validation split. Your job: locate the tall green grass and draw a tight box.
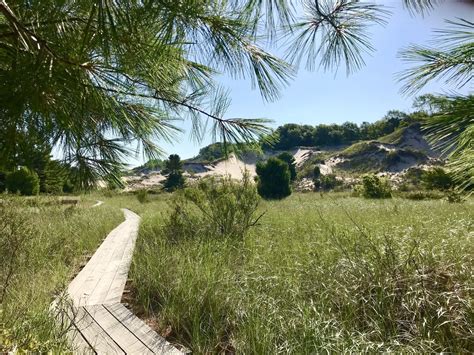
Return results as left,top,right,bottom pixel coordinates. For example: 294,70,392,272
131,193,473,353
0,196,122,352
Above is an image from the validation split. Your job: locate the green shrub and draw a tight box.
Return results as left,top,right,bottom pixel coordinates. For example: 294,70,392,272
164,173,261,241
6,168,40,196
384,150,401,165
421,167,454,190
256,157,291,199
277,152,297,181
136,189,149,203
314,174,341,191
360,174,392,199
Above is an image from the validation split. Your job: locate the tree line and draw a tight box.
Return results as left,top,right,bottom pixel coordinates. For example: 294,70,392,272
264,110,421,150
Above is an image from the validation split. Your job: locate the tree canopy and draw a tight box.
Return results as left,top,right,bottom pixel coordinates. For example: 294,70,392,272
0,0,471,189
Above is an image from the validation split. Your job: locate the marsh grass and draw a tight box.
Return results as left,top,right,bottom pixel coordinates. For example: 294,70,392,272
131,193,473,353
0,196,122,352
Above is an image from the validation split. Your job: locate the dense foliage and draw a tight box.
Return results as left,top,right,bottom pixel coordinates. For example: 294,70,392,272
193,142,263,163
421,167,454,191
314,174,341,192
5,167,40,196
163,154,185,191
263,110,416,150
359,174,392,199
277,152,297,181
256,157,291,199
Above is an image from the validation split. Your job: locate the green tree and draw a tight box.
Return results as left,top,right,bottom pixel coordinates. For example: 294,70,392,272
163,154,185,191
6,167,40,196
256,157,291,199
277,152,297,181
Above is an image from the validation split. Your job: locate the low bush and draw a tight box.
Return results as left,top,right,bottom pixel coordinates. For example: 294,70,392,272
400,190,444,200
164,173,261,242
314,174,341,191
446,190,464,203
421,167,454,190
360,174,392,198
0,170,6,192
6,167,40,196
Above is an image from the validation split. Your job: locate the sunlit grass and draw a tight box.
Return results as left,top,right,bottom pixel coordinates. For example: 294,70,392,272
130,193,474,353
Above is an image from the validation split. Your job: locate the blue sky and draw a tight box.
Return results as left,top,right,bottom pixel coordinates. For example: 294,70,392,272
129,0,473,167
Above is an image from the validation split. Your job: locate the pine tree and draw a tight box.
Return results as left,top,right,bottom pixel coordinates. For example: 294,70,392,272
163,155,185,191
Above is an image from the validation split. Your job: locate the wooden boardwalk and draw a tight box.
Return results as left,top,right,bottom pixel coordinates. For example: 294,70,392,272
63,208,182,354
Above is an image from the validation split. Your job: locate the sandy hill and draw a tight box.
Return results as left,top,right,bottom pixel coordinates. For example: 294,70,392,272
124,124,442,191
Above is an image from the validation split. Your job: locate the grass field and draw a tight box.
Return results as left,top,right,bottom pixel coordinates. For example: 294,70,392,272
129,193,473,353
1,191,472,353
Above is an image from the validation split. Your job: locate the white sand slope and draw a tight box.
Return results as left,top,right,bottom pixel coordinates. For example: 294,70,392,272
198,153,256,180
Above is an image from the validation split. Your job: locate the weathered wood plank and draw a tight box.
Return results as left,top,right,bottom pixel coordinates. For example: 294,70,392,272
106,303,182,355
85,304,154,354
68,209,140,306
63,208,183,354
73,306,125,354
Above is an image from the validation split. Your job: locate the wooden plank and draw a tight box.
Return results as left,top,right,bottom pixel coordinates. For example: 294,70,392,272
105,303,183,354
61,209,183,354
68,209,140,306
66,324,96,354
85,304,154,354
72,306,125,354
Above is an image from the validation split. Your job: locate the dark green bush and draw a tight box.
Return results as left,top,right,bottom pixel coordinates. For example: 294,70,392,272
277,152,297,181
421,167,454,190
384,150,401,165
360,174,392,199
400,190,444,200
6,168,40,196
256,157,291,199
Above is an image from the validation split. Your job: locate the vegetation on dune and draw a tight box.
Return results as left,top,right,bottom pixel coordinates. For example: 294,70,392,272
130,192,474,353
191,142,264,163
359,174,393,199
264,110,417,150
